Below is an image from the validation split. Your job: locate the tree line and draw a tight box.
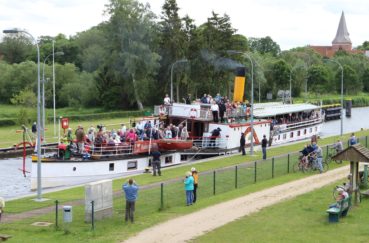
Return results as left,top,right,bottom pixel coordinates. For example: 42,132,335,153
1,0,369,110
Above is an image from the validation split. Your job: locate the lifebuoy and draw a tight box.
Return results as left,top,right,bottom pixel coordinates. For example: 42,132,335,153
189,108,197,119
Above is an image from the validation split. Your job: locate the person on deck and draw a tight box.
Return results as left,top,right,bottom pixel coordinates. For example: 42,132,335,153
210,127,221,147
219,100,226,123
164,94,171,105
211,101,219,123
75,126,86,154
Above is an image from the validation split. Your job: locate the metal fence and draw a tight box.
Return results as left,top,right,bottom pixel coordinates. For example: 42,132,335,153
3,135,368,236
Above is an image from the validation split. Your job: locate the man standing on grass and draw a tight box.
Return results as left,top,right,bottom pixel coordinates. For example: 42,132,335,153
123,179,139,223
240,133,246,156
262,135,268,160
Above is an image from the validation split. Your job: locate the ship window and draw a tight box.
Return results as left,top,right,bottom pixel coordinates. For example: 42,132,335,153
73,167,76,171
315,127,317,131
127,161,137,170
290,132,294,138
148,158,152,167
278,135,280,140
283,134,287,140
297,131,301,136
309,128,313,133
109,163,114,171
165,156,173,164
304,129,307,135
181,155,187,161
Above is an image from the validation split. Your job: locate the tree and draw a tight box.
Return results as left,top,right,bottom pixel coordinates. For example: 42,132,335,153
158,0,188,102
270,59,290,94
362,68,369,92
103,0,161,110
10,88,37,107
0,34,33,64
307,64,330,93
356,41,369,51
337,65,361,94
249,36,281,56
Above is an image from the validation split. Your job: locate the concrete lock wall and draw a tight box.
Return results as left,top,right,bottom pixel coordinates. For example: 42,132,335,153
85,179,113,222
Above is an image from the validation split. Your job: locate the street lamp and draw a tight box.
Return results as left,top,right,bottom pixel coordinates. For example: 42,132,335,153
325,58,344,136
289,63,307,104
3,28,43,200
42,51,64,141
170,59,188,103
227,51,255,155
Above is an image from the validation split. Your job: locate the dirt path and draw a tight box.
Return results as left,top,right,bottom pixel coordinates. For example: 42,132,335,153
124,166,350,243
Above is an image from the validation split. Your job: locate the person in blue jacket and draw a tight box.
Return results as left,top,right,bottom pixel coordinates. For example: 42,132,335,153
123,178,139,223
184,171,194,206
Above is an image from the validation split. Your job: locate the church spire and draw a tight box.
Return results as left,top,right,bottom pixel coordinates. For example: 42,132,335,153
332,11,351,44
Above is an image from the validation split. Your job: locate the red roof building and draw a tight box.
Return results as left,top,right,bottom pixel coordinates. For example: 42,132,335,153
310,12,363,57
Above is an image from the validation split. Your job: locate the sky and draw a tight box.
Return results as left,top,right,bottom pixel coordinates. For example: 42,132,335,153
0,0,368,50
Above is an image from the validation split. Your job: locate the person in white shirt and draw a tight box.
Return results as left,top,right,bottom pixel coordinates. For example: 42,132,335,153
211,101,219,122
164,94,171,105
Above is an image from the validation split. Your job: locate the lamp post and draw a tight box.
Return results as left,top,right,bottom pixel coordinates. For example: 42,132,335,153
326,59,344,136
170,59,188,103
42,51,64,141
4,28,42,200
52,40,56,137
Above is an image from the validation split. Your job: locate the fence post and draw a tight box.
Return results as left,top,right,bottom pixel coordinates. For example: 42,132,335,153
235,166,238,189
287,154,290,173
272,157,275,178
91,201,95,231
160,183,164,210
366,136,368,148
213,171,216,195
364,165,368,188
254,161,257,183
55,200,59,229
326,145,329,157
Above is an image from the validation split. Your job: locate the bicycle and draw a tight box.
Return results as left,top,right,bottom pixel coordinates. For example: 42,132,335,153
293,153,309,173
293,153,329,173
325,146,342,164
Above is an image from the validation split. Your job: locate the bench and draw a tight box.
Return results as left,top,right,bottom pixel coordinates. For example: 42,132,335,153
0,235,12,242
326,196,351,223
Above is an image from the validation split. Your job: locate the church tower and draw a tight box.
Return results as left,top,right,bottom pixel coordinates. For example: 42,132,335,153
332,11,352,52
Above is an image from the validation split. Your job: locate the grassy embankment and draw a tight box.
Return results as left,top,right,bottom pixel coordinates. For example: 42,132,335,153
195,181,369,243
1,129,369,242
294,92,369,107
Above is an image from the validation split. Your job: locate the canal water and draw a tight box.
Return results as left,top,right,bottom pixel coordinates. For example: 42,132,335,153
1,107,369,200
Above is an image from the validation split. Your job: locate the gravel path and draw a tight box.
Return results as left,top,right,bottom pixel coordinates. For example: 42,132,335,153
124,166,350,243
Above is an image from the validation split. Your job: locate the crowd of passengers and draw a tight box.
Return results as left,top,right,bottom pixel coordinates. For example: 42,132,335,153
63,122,189,154
164,93,321,125
163,93,250,123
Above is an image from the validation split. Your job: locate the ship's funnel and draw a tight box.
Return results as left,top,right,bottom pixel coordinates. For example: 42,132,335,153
233,67,246,102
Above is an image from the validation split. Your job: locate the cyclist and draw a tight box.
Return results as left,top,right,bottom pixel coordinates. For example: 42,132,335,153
313,145,323,173
333,139,343,153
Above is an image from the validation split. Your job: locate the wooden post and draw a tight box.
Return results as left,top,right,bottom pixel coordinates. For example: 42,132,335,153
350,161,359,205
364,165,368,188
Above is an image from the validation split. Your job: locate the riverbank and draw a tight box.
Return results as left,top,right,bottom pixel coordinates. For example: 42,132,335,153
0,129,368,242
